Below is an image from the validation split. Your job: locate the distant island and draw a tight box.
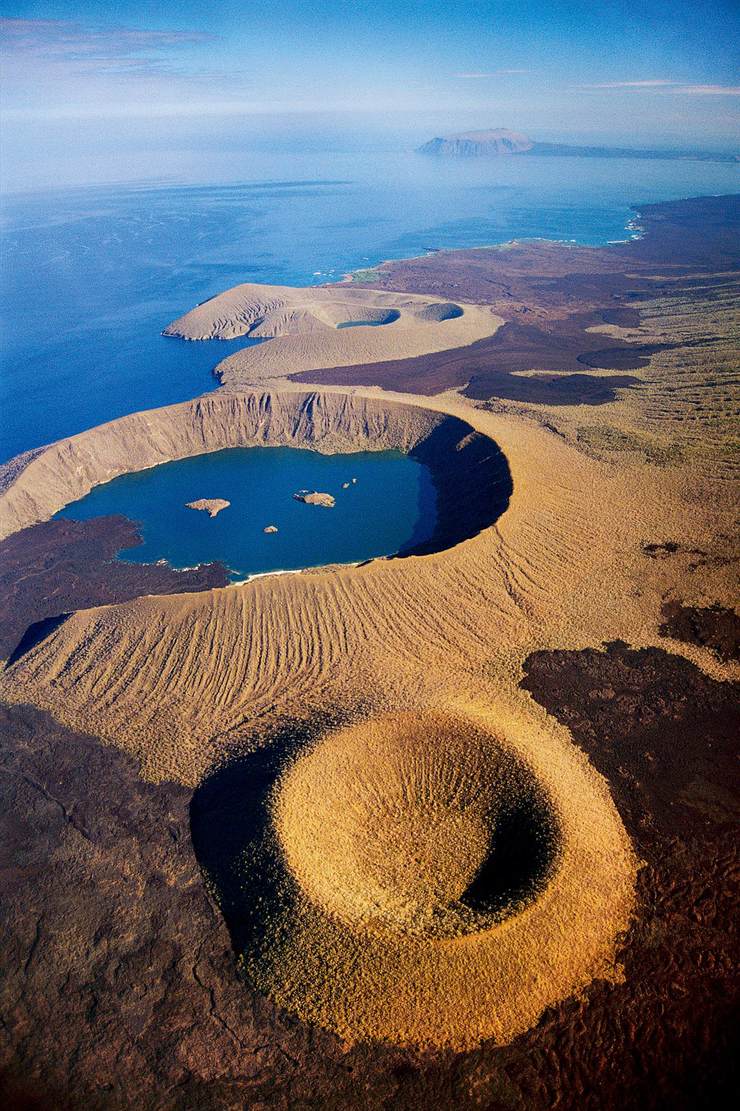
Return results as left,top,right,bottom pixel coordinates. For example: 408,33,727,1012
417,127,738,162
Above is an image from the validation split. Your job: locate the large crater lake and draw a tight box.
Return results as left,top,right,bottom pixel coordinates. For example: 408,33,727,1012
56,446,438,578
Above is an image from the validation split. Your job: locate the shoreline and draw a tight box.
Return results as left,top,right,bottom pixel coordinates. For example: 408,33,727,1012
0,194,721,470
338,206,648,287
230,558,363,586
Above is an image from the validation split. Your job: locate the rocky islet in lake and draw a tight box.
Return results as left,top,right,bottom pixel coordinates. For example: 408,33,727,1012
185,497,231,517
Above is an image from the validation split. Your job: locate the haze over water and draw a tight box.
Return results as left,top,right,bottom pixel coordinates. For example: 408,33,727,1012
1,146,738,465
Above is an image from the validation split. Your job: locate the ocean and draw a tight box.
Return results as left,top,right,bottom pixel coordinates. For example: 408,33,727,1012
1,148,737,465
2,148,733,464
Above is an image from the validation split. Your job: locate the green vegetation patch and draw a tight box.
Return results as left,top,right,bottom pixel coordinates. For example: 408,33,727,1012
350,267,384,284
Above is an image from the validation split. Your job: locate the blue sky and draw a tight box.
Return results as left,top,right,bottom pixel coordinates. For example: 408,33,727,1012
3,2,738,122
1,1,738,189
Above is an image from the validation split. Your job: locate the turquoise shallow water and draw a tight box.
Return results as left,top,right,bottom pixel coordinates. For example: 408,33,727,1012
56,447,437,578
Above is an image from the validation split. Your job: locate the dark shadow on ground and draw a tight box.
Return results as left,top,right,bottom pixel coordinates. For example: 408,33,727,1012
189,713,345,958
461,787,560,918
5,614,71,669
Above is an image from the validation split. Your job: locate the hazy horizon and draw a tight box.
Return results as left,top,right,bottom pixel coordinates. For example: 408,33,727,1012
2,2,739,192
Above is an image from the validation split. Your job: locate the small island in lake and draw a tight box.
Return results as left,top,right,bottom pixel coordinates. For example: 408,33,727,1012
293,490,336,508
185,498,230,518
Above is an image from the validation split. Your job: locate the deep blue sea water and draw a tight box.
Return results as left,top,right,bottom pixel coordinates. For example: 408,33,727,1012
56,446,436,577
2,150,738,464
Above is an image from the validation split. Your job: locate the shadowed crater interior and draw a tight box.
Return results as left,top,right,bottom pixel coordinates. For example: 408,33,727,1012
191,710,561,963
275,712,561,938
459,787,558,919
336,308,401,328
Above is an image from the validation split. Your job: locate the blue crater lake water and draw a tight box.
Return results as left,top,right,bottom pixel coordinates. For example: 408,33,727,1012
56,446,438,578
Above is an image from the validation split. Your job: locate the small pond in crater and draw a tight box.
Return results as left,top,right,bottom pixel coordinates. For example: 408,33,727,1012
336,309,401,328
56,446,438,579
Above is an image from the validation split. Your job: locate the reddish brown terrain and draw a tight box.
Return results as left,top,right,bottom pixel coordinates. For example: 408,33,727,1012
295,196,739,402
659,600,740,661
0,516,229,663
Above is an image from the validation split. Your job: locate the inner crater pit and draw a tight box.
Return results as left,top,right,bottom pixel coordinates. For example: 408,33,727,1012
274,710,562,939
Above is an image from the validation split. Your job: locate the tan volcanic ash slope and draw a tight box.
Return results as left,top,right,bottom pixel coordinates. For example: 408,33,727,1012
1,383,734,781
0,379,735,794
0,399,725,1049
0,386,646,1047
576,274,740,483
163,282,501,386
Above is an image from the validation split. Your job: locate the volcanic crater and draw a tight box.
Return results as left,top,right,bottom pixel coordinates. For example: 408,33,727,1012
1,194,736,1103
191,706,636,1050
275,710,561,940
